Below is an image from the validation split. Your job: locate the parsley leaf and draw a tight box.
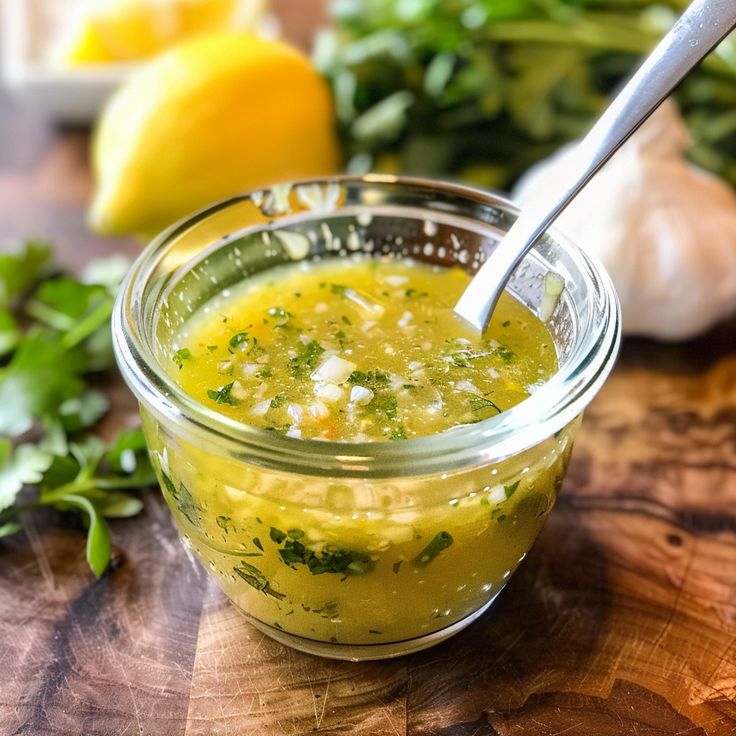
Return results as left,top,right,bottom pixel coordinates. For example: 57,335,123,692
0,241,50,308
0,245,152,577
27,278,110,331
270,526,287,543
0,427,154,576
0,308,20,356
59,494,111,577
279,538,373,575
0,329,86,437
159,470,200,525
104,429,157,487
0,440,54,512
59,390,110,432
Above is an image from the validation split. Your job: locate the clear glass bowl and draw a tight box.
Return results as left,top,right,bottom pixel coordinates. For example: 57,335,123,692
112,175,620,661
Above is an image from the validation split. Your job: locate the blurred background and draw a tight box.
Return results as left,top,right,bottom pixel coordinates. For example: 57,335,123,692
2,0,736,339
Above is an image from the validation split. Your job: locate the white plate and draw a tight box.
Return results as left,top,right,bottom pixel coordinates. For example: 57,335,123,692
0,0,279,124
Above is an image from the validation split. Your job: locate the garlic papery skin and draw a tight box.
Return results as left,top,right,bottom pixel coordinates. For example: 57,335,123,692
513,100,736,341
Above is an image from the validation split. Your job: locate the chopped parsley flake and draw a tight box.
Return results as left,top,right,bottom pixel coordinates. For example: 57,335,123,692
389,425,407,440
413,531,453,567
335,330,350,349
233,562,285,600
504,480,520,499
161,471,200,525
207,382,238,405
172,348,192,369
171,259,556,443
349,370,397,419
289,340,324,377
373,392,398,419
496,346,516,363
470,397,501,414
278,538,373,576
270,395,285,409
269,526,372,576
348,370,390,388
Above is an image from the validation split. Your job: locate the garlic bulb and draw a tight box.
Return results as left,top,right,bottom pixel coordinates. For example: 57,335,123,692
513,101,736,340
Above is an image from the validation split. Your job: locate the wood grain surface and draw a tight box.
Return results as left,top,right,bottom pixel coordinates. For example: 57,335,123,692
2,2,736,735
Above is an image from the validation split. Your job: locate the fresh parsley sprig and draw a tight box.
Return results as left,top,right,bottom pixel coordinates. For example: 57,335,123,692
0,242,154,576
319,0,736,190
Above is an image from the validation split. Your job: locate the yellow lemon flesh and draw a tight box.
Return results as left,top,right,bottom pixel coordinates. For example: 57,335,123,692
89,34,341,237
62,0,265,64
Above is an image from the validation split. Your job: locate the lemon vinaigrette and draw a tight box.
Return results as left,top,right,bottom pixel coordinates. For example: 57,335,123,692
155,256,567,645
173,258,556,440
114,178,620,658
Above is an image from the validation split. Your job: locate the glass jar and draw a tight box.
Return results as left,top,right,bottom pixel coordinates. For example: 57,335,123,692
113,176,620,661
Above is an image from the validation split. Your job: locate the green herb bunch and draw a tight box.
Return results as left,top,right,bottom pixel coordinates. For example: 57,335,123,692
0,243,155,576
318,0,736,189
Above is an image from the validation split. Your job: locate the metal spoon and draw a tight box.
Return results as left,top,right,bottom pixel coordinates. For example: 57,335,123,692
454,0,736,332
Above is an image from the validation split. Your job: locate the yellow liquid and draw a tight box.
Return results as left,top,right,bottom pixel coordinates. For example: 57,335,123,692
172,257,556,440
145,256,573,647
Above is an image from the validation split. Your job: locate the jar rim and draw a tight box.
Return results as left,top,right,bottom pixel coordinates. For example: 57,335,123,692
112,174,621,478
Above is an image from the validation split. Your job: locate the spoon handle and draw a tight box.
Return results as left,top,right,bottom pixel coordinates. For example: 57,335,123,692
454,0,736,332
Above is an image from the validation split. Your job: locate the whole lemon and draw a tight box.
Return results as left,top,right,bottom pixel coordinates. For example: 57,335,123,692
89,33,340,236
